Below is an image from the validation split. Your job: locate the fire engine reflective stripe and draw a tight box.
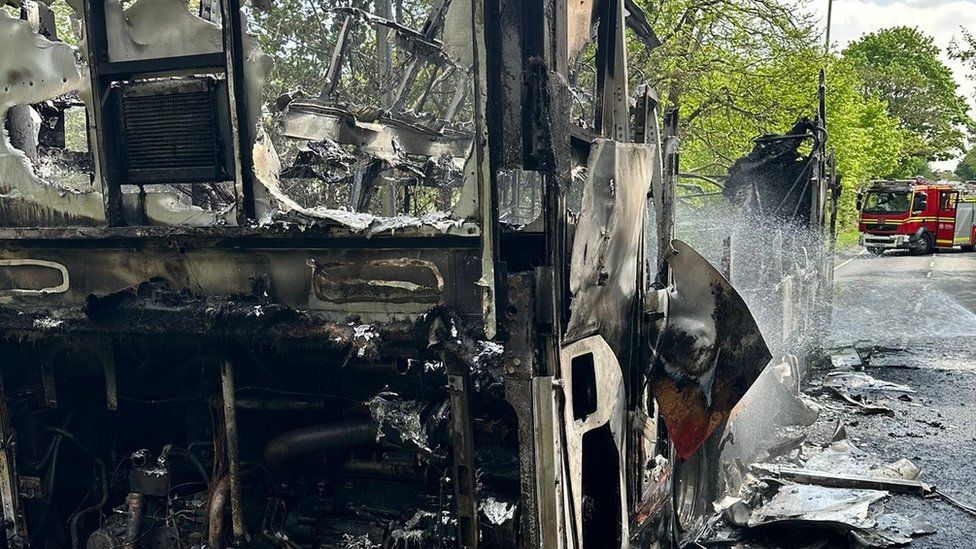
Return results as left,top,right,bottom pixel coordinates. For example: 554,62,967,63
936,240,953,245
954,237,971,244
860,217,939,223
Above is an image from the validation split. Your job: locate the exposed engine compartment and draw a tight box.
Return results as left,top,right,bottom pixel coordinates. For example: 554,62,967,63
3,325,521,548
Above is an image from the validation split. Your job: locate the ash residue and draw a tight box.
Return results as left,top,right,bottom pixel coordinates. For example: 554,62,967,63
365,392,432,453
389,509,440,546
479,495,516,525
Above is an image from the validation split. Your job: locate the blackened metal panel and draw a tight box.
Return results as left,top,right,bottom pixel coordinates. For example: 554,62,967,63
486,0,524,169
565,139,654,359
0,241,484,321
567,0,596,62
649,240,771,459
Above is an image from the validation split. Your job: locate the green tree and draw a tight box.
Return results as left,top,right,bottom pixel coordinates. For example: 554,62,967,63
843,27,973,163
955,148,976,181
627,0,908,233
823,57,908,228
630,0,827,173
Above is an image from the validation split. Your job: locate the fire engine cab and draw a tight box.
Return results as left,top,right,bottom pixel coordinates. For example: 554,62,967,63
859,178,976,255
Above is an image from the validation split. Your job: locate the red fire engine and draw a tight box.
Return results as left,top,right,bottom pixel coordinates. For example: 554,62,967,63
859,178,976,255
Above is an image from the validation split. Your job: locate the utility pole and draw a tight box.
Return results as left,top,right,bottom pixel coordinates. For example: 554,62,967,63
825,0,834,53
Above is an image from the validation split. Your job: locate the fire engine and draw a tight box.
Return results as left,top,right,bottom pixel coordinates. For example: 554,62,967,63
859,178,976,255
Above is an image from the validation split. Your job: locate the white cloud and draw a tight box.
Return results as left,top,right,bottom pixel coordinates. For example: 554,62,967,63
810,0,976,167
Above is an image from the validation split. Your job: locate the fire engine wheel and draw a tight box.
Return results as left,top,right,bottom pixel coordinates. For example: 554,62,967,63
867,247,885,255
912,232,933,256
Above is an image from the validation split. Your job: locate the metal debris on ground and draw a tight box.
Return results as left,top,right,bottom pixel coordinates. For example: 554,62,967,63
760,468,931,496
701,416,943,548
822,371,915,415
703,483,936,548
933,489,976,518
828,346,864,370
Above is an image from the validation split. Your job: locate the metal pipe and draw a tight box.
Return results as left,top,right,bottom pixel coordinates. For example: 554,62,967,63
340,459,421,481
207,476,231,549
69,457,108,549
122,492,144,549
262,419,378,470
0,371,28,547
220,358,246,544
234,397,328,412
163,445,210,488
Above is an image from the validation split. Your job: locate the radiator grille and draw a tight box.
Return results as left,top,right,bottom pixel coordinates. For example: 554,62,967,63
121,87,220,183
865,224,898,232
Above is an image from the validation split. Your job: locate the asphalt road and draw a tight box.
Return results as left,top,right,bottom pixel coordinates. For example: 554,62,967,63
813,249,976,547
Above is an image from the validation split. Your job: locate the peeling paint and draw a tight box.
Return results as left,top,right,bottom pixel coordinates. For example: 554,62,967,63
0,11,104,227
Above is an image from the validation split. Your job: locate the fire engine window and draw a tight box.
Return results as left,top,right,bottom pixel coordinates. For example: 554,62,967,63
940,192,957,210
497,170,543,229
863,191,910,214
912,193,927,213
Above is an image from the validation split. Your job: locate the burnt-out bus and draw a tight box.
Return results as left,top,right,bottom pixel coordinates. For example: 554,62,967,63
0,0,779,546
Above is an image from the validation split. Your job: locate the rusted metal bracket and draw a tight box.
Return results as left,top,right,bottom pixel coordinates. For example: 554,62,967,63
502,273,540,546
0,371,27,547
531,376,561,548
219,0,257,222
445,355,479,548
219,358,246,545
594,0,629,141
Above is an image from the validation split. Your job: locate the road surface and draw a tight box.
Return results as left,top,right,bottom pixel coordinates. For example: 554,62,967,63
817,249,976,547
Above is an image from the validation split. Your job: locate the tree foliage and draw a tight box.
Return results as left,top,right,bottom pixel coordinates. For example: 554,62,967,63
252,0,436,106
823,58,909,227
628,0,910,230
843,27,973,163
630,0,826,172
955,148,976,182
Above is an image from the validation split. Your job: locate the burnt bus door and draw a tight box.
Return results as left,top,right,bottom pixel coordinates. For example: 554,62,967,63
937,190,959,247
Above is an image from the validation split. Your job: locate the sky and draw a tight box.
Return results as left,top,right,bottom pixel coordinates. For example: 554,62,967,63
809,0,976,169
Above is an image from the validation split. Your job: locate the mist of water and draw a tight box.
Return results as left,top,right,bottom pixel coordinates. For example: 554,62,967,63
675,199,832,466
675,199,831,360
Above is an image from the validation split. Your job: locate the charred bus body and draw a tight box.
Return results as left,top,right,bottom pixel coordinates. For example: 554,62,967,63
0,0,780,547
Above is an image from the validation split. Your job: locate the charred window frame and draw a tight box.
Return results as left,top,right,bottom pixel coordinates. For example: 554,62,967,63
2,0,489,233
269,0,478,219
81,0,254,226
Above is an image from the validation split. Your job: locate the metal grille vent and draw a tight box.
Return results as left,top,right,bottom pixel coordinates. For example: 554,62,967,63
121,85,221,184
